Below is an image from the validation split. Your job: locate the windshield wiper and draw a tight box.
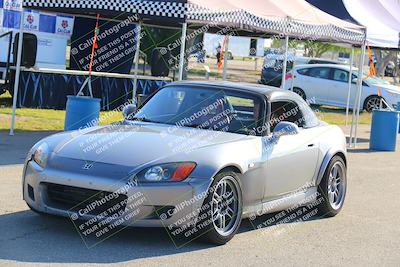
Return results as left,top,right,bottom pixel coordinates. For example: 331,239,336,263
129,117,160,123
183,124,213,130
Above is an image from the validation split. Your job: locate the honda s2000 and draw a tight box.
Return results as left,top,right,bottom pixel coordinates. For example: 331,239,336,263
23,81,347,244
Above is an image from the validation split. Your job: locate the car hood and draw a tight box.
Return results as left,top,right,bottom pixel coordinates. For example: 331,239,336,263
372,83,400,93
51,122,246,167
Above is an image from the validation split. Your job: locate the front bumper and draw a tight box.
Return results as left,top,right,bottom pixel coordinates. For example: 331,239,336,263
23,160,211,229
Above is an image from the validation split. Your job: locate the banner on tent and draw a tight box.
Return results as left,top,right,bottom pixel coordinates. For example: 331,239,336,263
0,0,75,68
0,0,74,37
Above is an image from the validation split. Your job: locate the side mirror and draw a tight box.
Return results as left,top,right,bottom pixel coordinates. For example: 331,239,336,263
122,104,137,120
272,121,300,140
137,94,149,107
352,78,358,84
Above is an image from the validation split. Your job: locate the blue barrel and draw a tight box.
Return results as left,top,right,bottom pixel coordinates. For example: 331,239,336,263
64,96,101,131
397,102,400,133
370,110,400,151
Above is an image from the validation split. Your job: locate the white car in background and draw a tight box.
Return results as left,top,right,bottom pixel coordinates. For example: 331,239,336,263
284,64,400,112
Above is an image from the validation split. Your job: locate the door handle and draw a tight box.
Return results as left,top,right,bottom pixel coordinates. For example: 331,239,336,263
307,143,315,147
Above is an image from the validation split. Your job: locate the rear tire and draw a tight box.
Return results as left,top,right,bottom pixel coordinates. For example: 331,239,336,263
198,171,242,245
317,156,347,217
293,87,307,100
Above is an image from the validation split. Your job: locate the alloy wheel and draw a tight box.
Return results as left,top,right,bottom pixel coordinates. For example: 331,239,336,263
365,97,383,112
327,162,346,210
211,176,241,237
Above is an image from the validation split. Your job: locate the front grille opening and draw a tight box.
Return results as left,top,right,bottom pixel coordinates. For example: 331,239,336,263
28,184,35,201
43,183,127,216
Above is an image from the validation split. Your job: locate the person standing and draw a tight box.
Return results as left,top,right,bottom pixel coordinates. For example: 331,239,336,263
216,44,222,65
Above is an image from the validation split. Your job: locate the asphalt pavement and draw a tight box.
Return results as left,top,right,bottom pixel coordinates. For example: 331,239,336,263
0,127,399,266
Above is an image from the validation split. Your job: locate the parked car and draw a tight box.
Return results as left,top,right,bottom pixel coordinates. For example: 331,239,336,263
384,61,397,77
284,64,400,112
259,55,339,87
23,81,348,245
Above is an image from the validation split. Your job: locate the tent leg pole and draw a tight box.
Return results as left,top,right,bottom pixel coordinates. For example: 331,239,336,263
349,44,366,147
345,47,354,129
9,9,25,136
178,22,187,81
281,35,289,89
290,66,295,92
222,36,230,80
132,22,142,103
353,44,366,147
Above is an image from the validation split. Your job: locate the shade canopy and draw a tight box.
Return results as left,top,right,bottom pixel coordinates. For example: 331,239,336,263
307,0,400,48
23,0,365,45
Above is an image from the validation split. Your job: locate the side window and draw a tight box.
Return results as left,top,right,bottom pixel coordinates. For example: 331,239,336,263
351,74,369,87
286,61,294,71
225,94,263,134
332,69,349,83
297,68,309,75
308,60,337,65
270,100,305,131
307,67,331,79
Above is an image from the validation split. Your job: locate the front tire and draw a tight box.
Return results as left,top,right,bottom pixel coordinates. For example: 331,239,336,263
364,95,386,112
199,171,242,245
317,156,347,217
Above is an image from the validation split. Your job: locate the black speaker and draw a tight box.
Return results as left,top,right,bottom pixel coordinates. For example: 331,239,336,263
13,33,37,68
250,39,257,57
151,47,170,77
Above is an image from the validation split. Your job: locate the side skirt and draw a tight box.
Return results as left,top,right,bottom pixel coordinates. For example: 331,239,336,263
242,187,318,219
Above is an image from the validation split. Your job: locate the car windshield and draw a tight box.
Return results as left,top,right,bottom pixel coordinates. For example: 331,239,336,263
364,76,390,85
352,71,390,85
130,86,265,135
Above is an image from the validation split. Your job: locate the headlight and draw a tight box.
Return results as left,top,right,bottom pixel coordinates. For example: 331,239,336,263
32,142,49,168
137,162,196,182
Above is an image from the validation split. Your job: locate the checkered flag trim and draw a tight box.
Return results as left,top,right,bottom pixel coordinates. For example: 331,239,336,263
23,0,365,44
23,0,187,19
187,3,364,44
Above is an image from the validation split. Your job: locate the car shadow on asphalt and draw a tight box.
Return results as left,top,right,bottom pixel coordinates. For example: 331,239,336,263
0,206,325,264
239,206,326,234
345,137,370,144
0,209,212,264
347,148,375,153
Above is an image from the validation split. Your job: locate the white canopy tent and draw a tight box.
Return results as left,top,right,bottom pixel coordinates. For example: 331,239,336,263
187,0,364,43
343,0,400,48
307,0,400,48
9,0,366,135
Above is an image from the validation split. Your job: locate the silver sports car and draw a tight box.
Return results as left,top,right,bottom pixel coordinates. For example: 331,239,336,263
23,81,347,245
